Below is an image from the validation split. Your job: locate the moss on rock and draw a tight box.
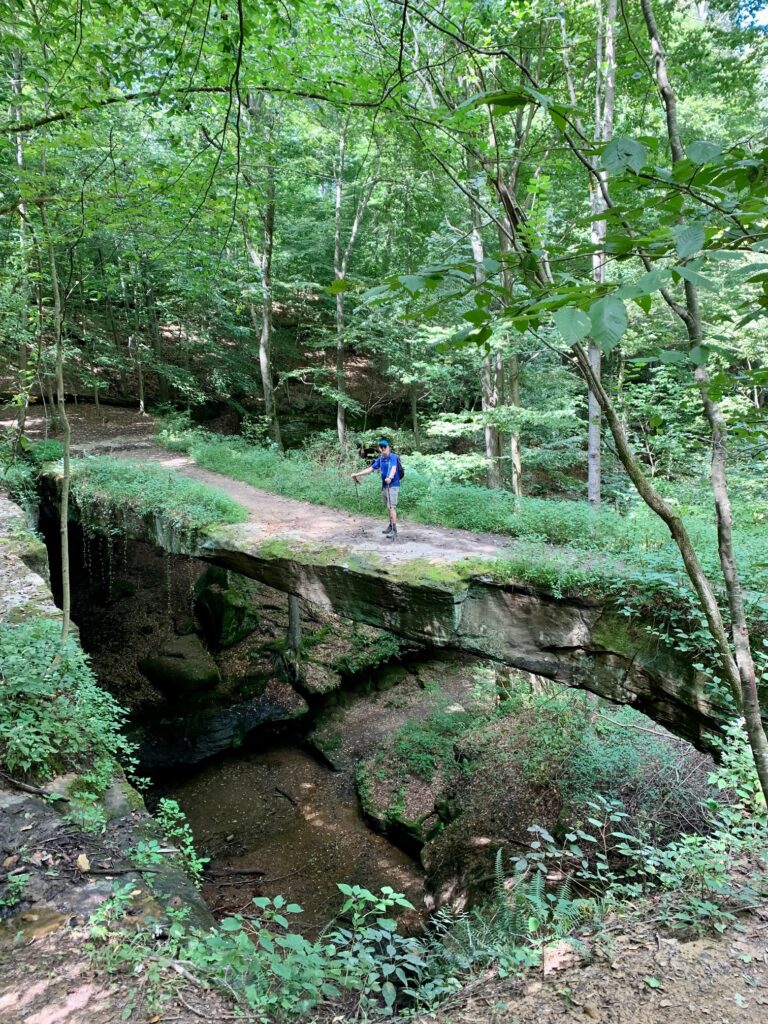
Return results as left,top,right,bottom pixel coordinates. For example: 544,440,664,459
193,565,259,648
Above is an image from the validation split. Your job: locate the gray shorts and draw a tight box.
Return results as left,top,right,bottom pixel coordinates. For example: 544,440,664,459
381,486,399,508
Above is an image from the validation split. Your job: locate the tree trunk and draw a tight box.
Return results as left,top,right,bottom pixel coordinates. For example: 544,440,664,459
334,128,347,445
40,205,71,641
141,261,169,405
11,49,31,451
499,223,523,495
587,0,617,509
639,0,768,797
508,353,523,496
332,121,377,446
243,187,283,451
410,381,421,449
467,158,502,487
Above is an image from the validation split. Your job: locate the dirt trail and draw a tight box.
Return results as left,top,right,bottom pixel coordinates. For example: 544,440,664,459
51,411,520,567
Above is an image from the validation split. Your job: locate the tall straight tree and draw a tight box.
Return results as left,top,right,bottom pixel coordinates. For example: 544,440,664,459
243,94,283,450
332,115,378,444
562,0,618,508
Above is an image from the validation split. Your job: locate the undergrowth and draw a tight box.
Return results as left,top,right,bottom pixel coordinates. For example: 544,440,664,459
67,456,248,535
0,618,131,800
87,723,768,1019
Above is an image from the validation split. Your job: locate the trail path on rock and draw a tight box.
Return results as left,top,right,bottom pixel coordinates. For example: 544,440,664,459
68,426,521,570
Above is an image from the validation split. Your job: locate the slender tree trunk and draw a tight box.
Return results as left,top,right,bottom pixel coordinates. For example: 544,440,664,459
11,49,31,450
467,158,502,487
410,381,421,449
40,205,71,640
508,353,523,496
332,121,377,445
588,0,617,508
259,175,282,450
242,206,283,449
334,128,347,444
638,0,768,795
141,261,169,405
499,223,523,495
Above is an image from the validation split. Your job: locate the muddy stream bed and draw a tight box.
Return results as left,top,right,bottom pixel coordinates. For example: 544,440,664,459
152,744,425,935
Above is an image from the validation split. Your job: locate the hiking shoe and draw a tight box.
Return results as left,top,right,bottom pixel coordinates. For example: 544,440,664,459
387,526,398,541
382,523,394,535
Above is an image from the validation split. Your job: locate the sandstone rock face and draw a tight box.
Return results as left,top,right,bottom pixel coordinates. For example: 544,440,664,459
193,565,259,648
204,538,727,752
138,634,221,695
134,678,309,768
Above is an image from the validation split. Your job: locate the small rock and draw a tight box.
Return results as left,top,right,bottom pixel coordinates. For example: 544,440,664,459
76,853,91,873
2,854,19,870
583,1003,600,1020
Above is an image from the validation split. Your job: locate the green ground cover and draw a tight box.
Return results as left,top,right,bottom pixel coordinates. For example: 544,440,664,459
66,456,249,533
0,618,131,803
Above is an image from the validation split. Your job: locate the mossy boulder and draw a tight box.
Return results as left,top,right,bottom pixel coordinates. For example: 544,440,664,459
194,565,259,648
138,634,221,695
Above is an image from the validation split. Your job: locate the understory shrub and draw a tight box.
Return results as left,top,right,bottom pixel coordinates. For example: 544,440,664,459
0,618,131,792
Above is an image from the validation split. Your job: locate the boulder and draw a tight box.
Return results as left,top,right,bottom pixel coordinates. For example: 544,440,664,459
301,661,343,696
138,634,220,696
194,565,259,648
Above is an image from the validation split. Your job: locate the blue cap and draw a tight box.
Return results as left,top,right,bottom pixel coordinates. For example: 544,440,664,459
378,438,390,447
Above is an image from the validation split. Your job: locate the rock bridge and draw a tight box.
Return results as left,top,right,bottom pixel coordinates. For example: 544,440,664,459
38,447,738,752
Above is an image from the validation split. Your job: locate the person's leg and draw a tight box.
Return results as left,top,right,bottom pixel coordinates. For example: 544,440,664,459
382,487,393,533
388,488,399,536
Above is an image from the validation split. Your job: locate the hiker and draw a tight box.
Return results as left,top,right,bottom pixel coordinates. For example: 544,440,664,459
351,438,402,539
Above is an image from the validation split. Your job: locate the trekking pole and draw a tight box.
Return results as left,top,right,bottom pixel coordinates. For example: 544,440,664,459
354,478,367,536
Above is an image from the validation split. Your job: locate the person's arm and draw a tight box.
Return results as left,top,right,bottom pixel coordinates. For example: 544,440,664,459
351,464,375,481
383,455,395,485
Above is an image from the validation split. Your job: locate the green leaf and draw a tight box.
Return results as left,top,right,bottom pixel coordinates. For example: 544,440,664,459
400,275,425,295
326,279,355,295
686,140,723,165
462,308,489,326
658,349,687,364
616,267,670,299
220,917,242,932
454,88,532,115
673,264,714,289
382,981,397,1007
589,296,628,352
673,224,705,260
644,976,662,989
553,306,591,345
603,137,647,175
361,284,391,303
